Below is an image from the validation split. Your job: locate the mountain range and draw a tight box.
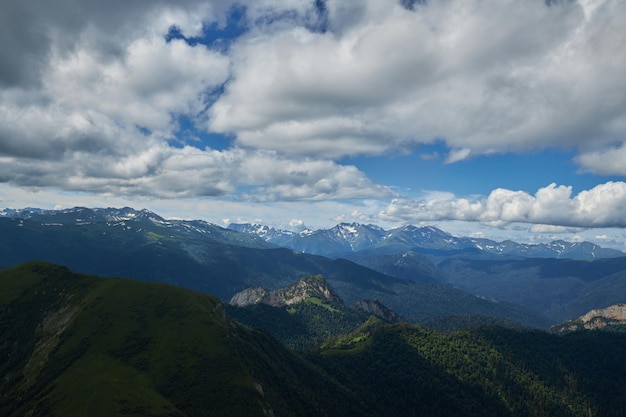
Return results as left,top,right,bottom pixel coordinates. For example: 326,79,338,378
3,206,626,415
3,206,626,325
228,221,625,259
0,206,547,327
231,220,626,322
3,261,626,417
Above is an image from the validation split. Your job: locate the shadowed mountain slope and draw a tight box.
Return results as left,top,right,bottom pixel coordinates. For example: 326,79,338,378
0,209,549,327
0,262,369,417
3,262,626,417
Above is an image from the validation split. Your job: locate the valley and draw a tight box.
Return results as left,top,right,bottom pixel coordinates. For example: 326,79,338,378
2,206,626,416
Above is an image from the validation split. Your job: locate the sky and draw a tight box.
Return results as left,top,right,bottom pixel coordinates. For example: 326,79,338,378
2,0,626,249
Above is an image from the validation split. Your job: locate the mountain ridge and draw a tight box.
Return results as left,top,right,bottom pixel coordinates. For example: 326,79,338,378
229,275,403,324
3,206,620,259
229,221,624,259
0,261,372,417
0,206,549,327
229,275,343,308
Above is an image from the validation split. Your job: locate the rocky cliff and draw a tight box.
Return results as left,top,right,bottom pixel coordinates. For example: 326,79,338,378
550,303,626,333
229,275,343,307
352,299,404,323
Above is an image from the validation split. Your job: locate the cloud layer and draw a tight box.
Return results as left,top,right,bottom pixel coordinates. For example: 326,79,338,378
211,0,626,168
1,0,625,234
378,182,626,228
0,0,390,201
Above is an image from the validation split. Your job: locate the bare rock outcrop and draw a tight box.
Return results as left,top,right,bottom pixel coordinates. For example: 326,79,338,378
229,275,342,308
550,303,626,333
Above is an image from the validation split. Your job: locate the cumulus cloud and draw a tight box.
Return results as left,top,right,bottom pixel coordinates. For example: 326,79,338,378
0,0,394,203
529,224,585,233
0,0,223,88
0,142,390,201
44,36,230,135
378,182,626,228
2,0,626,216
208,0,626,169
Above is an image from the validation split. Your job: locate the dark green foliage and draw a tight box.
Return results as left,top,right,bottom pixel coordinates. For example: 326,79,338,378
316,325,513,416
226,301,371,350
3,262,626,417
0,262,357,417
416,314,530,333
315,323,626,417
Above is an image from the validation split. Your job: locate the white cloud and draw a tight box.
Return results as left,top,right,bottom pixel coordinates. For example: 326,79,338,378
378,182,626,228
288,218,305,230
0,1,396,203
206,0,626,172
530,224,585,233
0,140,390,201
44,35,230,136
2,0,626,231
575,144,626,175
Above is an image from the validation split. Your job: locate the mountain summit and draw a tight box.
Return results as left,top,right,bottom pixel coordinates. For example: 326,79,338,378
229,275,343,308
229,222,624,259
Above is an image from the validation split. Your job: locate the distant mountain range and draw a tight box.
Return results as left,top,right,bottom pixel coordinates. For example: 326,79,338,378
0,206,272,249
0,206,547,327
229,222,626,322
5,207,621,259
229,221,624,259
3,206,626,325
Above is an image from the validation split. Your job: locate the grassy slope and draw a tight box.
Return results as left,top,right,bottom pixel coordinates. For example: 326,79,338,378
0,262,368,417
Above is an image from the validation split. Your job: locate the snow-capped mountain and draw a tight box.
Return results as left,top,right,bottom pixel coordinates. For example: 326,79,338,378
0,206,164,224
229,222,388,255
3,206,623,259
1,206,272,250
228,223,295,246
229,222,624,259
288,223,387,254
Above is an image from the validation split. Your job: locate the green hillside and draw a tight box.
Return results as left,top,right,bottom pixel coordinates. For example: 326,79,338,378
227,297,376,350
0,262,366,417
316,324,626,417
3,262,626,417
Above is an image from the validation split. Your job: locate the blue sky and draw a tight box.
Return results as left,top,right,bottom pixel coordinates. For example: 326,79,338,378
342,145,607,197
1,0,626,249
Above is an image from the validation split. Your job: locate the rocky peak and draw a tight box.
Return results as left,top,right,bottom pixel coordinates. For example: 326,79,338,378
229,275,342,308
352,299,404,323
550,303,626,333
579,304,626,326
228,287,268,307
